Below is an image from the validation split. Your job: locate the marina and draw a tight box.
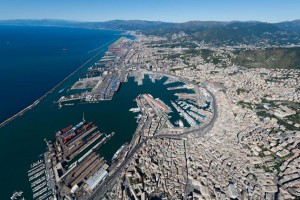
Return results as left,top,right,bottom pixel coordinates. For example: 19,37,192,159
10,191,23,200
27,158,53,200
31,177,46,188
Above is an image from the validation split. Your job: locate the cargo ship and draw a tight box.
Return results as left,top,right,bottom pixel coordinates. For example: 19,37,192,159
56,121,95,144
56,125,73,138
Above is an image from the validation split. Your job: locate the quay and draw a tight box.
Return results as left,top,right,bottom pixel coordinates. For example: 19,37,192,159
0,38,118,129
23,34,217,200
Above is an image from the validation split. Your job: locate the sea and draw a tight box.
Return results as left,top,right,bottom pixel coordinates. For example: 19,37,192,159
0,25,121,123
0,25,191,199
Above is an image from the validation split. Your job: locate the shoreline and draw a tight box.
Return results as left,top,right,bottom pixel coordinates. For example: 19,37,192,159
0,38,118,129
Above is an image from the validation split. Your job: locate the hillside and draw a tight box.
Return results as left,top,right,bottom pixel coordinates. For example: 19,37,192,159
233,47,300,69
190,22,300,46
1,19,300,47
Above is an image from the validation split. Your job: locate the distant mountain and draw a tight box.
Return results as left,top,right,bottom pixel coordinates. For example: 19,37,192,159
93,20,173,30
275,20,300,33
0,19,78,26
0,19,173,30
190,22,300,45
0,19,265,32
1,19,300,46
1,19,300,33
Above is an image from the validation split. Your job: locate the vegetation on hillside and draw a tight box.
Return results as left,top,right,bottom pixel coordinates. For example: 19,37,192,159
233,47,300,69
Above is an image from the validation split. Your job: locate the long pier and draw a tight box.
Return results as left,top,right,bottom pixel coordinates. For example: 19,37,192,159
0,38,118,129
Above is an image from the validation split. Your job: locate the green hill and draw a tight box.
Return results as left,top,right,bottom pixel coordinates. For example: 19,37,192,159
233,47,300,69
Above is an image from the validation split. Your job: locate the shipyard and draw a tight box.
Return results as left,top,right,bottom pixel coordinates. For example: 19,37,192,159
26,113,133,200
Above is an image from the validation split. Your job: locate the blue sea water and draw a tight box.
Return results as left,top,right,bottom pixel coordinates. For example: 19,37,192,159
0,25,120,123
0,26,193,199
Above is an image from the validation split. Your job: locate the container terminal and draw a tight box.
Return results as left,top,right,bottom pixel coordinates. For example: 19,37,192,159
57,37,132,106
26,37,136,200
27,113,133,200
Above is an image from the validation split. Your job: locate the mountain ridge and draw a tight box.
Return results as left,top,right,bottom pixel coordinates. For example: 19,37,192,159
1,19,300,46
1,19,299,32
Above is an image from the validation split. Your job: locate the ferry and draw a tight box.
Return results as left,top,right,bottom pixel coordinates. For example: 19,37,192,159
129,107,141,113
112,143,128,162
135,114,142,123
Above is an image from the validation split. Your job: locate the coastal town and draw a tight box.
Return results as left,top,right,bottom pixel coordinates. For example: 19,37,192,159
20,31,300,200
2,1,300,200
101,33,300,200
25,36,215,200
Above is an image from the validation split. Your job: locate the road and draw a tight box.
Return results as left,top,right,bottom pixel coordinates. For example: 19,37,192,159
88,79,218,200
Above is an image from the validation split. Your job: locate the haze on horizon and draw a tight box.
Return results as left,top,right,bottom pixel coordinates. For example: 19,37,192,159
0,0,299,23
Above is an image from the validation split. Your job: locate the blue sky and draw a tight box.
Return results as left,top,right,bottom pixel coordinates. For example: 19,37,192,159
0,0,299,22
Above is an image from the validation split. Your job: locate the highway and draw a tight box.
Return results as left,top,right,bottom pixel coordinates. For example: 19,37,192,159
88,83,218,200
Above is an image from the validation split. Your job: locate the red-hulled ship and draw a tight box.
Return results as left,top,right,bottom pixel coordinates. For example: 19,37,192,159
55,125,72,138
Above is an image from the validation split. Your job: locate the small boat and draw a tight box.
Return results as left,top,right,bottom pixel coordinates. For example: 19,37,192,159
64,103,74,106
10,191,23,200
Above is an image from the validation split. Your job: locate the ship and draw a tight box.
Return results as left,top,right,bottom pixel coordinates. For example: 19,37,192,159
129,108,141,113
114,81,121,92
56,124,73,138
64,103,74,106
61,121,94,144
135,114,142,123
112,143,128,162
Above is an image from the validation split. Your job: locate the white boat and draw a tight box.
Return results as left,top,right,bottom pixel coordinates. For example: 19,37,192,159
135,114,142,123
178,120,184,127
64,103,74,106
129,108,141,113
112,143,128,162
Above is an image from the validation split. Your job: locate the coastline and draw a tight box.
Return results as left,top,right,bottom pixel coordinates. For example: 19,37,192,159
0,37,119,129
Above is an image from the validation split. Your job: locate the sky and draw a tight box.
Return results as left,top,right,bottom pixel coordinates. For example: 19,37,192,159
0,0,299,23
